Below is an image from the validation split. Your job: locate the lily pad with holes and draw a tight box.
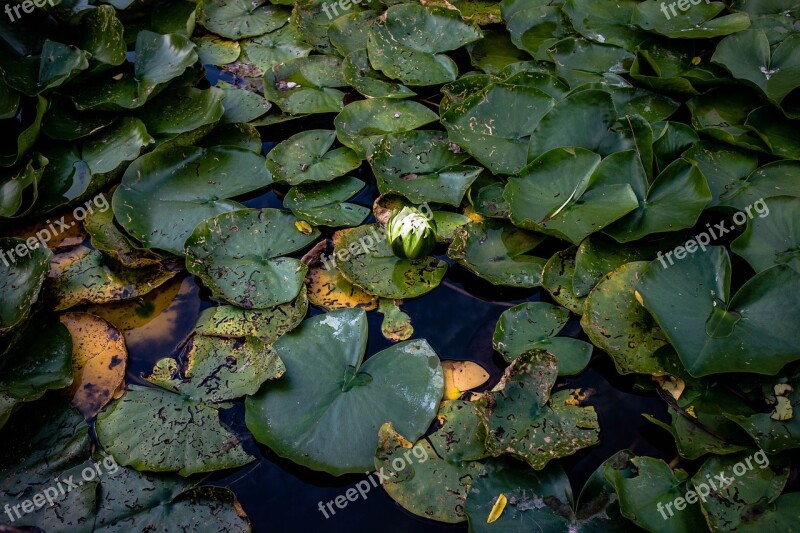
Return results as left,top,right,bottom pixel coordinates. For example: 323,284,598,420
377,298,413,342
374,404,486,523
493,302,592,375
475,349,600,470
112,145,272,255
304,262,378,311
369,130,482,207
263,56,347,114
146,335,285,403
245,308,444,475
96,383,254,476
267,129,361,186
581,262,669,375
448,220,547,288
185,209,320,308
239,24,313,75
637,246,800,376
198,0,290,39
542,248,586,315
194,286,308,341
333,224,447,299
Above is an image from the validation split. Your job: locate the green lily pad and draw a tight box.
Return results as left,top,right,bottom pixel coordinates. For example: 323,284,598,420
506,5,570,61
448,219,546,288
245,308,444,475
681,141,760,208
377,298,413,341
475,349,600,470
732,196,800,273
263,55,347,114
0,77,20,119
84,202,161,268
605,454,708,532
744,104,800,159
690,449,787,531
284,176,369,227
737,493,800,531
367,3,482,86
605,158,712,243
687,89,771,153
267,129,361,185
40,97,115,141
96,384,255,476
563,0,648,49
505,148,640,245
151,0,198,36
219,86,272,124
198,122,263,152
374,403,486,523
636,246,800,376
573,234,655,296
0,154,47,218
0,237,52,335
633,0,751,39
440,75,557,175
112,145,272,255
36,117,153,214
73,31,198,111
542,248,586,314
239,24,313,75
432,211,471,243
146,334,285,402
580,262,669,375
466,29,529,75
0,318,73,428
329,10,380,56
369,130,482,207
185,208,320,308
333,224,447,299
193,286,308,342
0,401,97,531
713,30,800,106
50,245,180,311
334,98,437,157
493,302,592,375
548,38,635,75
137,87,225,137
198,0,290,39
0,95,47,168
73,5,126,66
342,48,418,100
195,34,241,66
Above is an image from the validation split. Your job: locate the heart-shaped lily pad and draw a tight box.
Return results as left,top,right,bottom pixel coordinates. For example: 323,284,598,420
633,0,751,39
732,196,800,273
284,176,370,227
0,237,51,335
637,246,800,376
333,224,447,299
245,308,444,475
305,262,378,311
369,130,482,207
263,55,347,114
185,208,320,308
199,0,289,39
267,129,361,185
112,145,272,255
367,3,482,86
493,302,592,375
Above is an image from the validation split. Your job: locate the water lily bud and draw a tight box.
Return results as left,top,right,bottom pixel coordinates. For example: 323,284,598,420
386,206,437,260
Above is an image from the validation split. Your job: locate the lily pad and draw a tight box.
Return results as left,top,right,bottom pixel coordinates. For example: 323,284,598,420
0,237,51,335
343,49,417,100
333,224,447,299
493,302,592,375
198,0,290,39
334,98,438,157
185,208,320,308
378,298,413,341
542,248,586,314
732,196,800,273
263,55,347,114
475,349,600,470
245,308,444,475
0,318,73,428
367,3,482,86
284,176,370,227
448,220,546,288
581,262,669,375
633,0,751,39
637,246,800,376
239,24,313,75
369,130,482,207
304,262,379,311
112,145,272,255
267,129,361,185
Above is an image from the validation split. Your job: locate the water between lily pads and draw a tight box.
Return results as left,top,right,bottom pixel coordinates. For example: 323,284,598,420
118,213,674,532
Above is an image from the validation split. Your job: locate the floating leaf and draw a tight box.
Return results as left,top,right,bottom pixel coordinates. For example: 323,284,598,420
378,298,413,341
267,129,361,185
0,237,51,335
198,0,290,39
304,262,378,311
284,176,370,227
185,208,320,308
441,360,490,400
263,55,347,114
732,196,800,273
245,308,444,475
